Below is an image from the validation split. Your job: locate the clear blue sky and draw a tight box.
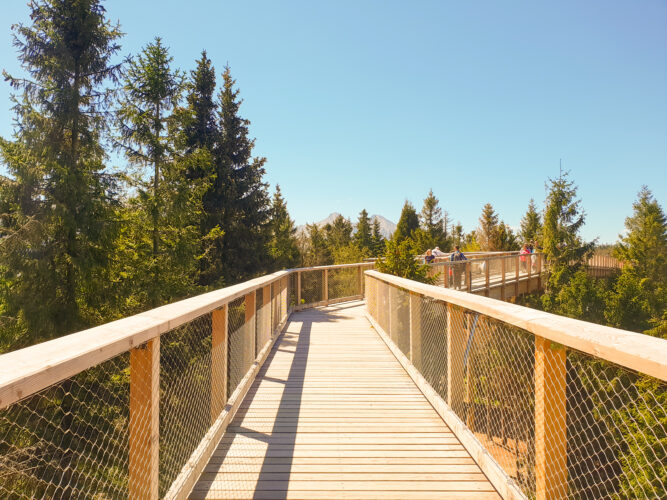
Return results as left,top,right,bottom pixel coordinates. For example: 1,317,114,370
1,1,665,243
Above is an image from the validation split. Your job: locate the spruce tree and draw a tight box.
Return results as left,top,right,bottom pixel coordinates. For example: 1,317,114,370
116,37,195,305
354,209,373,251
183,51,217,153
0,0,122,343
477,203,499,250
394,201,419,241
268,185,300,270
202,65,270,284
371,218,385,256
520,198,542,244
541,171,595,310
325,215,353,250
419,189,445,245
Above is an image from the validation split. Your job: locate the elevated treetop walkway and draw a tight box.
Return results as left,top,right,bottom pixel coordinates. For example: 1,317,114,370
0,253,665,499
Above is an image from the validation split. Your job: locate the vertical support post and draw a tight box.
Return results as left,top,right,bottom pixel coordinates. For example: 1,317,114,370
323,269,328,304
211,305,228,422
244,291,256,367
535,336,567,500
297,271,302,309
263,284,271,337
500,257,506,301
537,253,543,290
129,338,159,500
484,258,490,296
515,255,520,298
387,282,392,337
528,251,533,291
447,303,466,413
358,265,363,297
409,292,422,370
466,261,472,292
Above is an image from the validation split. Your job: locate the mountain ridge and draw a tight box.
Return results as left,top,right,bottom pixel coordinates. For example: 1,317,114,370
296,212,396,239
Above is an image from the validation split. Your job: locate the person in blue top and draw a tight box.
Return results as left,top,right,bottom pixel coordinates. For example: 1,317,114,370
449,245,467,290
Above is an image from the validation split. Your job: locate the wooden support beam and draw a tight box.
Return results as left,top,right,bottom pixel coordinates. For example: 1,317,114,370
297,271,302,308
515,255,520,298
244,291,256,365
500,257,506,301
466,262,472,293
447,304,466,414
535,336,568,500
323,269,328,304
129,338,159,500
537,253,543,290
211,306,228,423
484,259,490,297
358,265,363,296
528,252,533,292
409,292,422,370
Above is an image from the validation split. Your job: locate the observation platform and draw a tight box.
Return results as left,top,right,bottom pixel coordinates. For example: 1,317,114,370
191,301,499,499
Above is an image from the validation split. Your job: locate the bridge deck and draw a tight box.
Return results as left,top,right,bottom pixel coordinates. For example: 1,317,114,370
190,301,500,499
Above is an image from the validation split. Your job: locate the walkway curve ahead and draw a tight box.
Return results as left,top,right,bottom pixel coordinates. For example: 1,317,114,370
190,300,500,500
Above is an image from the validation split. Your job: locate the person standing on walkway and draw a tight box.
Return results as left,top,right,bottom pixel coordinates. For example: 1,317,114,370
449,246,467,290
520,244,530,273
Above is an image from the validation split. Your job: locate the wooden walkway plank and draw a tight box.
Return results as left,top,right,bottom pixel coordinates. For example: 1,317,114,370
189,301,500,500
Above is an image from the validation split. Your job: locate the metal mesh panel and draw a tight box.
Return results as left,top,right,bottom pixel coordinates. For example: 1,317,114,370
159,314,212,497
389,286,410,356
228,296,251,397
300,270,323,306
288,272,297,311
256,288,270,356
0,353,130,499
328,267,359,300
366,275,667,500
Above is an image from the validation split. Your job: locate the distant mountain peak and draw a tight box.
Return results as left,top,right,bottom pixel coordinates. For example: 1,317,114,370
297,212,396,239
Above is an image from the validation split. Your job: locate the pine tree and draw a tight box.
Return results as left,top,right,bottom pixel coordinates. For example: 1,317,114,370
614,186,666,281
394,201,419,241
116,37,196,306
303,224,332,266
183,51,217,153
268,185,300,270
354,209,373,251
477,203,499,250
496,221,519,251
541,170,595,309
371,218,385,256
325,215,353,250
419,189,445,246
0,0,123,343
520,198,542,244
202,65,270,285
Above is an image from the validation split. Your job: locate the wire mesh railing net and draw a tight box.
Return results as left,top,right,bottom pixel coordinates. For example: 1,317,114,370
0,353,130,499
367,276,667,499
328,267,360,301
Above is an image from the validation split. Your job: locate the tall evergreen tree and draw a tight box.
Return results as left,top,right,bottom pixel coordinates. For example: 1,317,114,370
268,185,300,270
302,224,332,266
541,170,595,309
354,209,373,251
201,65,270,285
394,201,419,242
0,0,122,343
116,37,196,305
325,215,353,249
520,198,542,244
477,203,499,250
419,189,445,244
182,51,217,154
371,218,385,256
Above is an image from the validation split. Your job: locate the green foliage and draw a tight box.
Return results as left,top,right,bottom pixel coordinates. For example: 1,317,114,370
324,215,353,249
520,198,542,244
394,201,419,242
477,203,499,250
268,185,300,270
353,209,372,252
301,224,332,267
418,189,448,250
376,236,435,284
0,0,123,343
371,218,386,256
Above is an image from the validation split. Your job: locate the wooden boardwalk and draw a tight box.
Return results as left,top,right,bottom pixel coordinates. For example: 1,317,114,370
190,301,500,500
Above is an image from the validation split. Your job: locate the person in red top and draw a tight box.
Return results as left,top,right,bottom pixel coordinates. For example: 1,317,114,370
520,244,530,273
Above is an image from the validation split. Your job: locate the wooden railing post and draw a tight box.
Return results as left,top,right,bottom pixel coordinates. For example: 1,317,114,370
211,305,228,422
466,261,472,292
447,303,466,413
409,292,422,370
500,257,506,301
245,291,256,367
484,258,490,296
323,269,328,304
358,265,363,296
129,338,159,500
297,271,302,308
528,252,533,292
535,336,567,500
537,253,543,290
263,284,271,336
515,255,520,298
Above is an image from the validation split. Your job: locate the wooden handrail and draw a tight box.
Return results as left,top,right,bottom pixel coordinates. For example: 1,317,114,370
0,270,290,410
365,270,667,381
